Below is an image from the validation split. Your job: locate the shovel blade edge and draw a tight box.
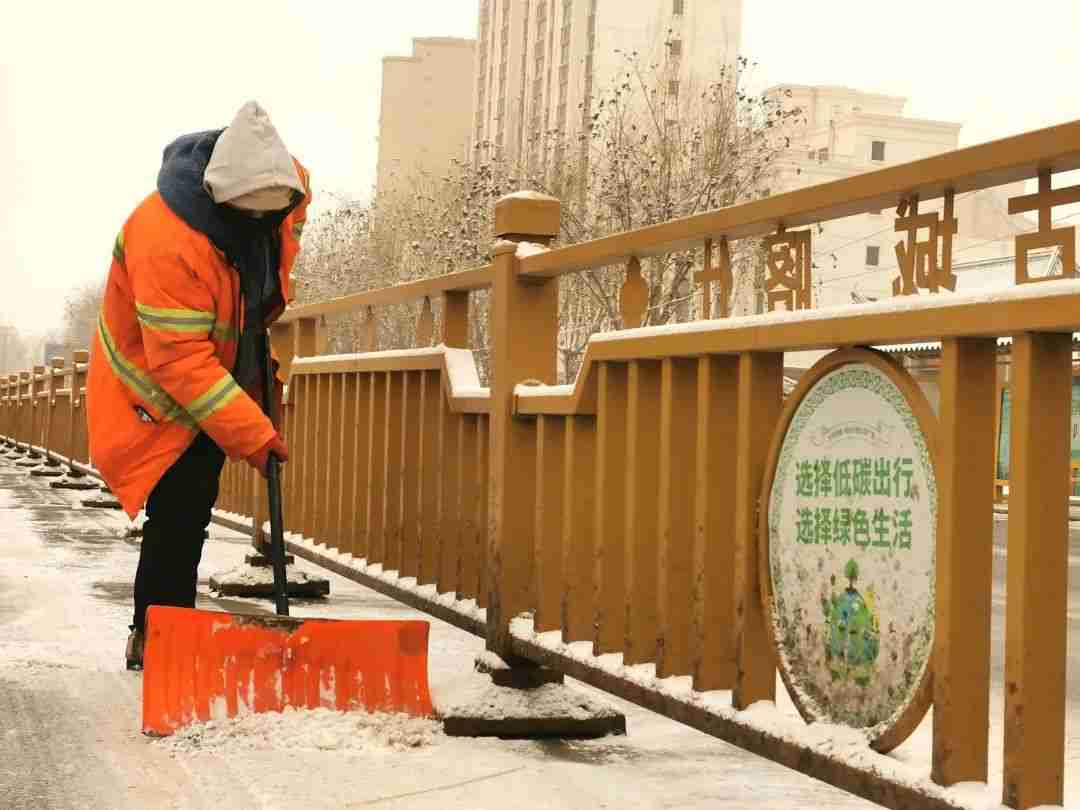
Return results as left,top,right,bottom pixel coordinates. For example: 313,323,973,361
141,606,433,735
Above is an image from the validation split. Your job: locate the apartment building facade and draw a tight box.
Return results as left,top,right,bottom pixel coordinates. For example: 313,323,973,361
471,0,742,170
375,37,477,198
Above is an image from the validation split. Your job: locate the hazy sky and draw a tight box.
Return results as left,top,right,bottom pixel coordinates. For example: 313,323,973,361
3,1,1080,335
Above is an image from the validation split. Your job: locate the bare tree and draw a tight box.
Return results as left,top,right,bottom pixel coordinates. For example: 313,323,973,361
61,280,106,350
0,325,41,374
296,53,800,381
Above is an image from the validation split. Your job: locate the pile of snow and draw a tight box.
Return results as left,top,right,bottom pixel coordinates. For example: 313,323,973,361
162,707,442,755
209,563,319,587
516,241,549,258
438,676,620,721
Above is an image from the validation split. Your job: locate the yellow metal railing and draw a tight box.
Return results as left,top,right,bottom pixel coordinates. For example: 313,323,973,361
8,119,1080,810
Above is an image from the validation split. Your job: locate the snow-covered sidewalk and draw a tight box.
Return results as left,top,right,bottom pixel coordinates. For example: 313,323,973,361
0,460,1070,809
0,462,885,809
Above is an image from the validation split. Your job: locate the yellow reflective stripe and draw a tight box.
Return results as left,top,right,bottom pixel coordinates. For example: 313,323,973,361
112,232,125,265
135,302,215,322
135,302,217,335
212,323,239,342
187,374,242,424
138,317,212,335
96,315,196,430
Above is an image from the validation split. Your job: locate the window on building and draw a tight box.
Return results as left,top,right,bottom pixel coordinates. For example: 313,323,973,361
871,140,886,161
817,147,828,162
866,246,880,266
668,79,679,97
673,0,685,14
668,38,682,57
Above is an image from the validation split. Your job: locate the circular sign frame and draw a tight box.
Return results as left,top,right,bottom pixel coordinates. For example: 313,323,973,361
758,348,939,753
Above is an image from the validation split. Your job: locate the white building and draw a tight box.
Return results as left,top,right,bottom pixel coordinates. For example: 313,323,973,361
471,0,742,169
766,85,1030,311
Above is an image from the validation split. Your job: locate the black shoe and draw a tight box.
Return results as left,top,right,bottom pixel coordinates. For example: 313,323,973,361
125,627,144,671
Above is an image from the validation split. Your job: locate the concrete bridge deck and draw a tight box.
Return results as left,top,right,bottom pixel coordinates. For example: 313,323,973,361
1,458,1076,809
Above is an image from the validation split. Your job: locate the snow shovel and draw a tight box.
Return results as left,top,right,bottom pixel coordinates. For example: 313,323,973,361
141,331,434,736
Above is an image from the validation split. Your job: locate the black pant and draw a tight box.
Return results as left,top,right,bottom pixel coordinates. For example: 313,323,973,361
132,432,226,631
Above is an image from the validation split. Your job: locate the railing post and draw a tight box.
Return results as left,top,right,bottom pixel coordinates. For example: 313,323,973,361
1002,332,1071,809
732,351,782,709
0,376,9,445
442,292,469,348
294,317,320,360
933,338,995,786
40,358,65,468
29,365,45,457
594,362,628,654
18,371,31,454
534,415,565,632
9,373,23,455
657,358,697,677
70,350,90,470
486,191,560,657
693,356,739,690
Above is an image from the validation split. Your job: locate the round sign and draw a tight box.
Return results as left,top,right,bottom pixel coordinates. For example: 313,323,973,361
760,349,937,752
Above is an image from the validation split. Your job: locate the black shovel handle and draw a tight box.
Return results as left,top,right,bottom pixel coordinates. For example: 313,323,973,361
260,332,289,617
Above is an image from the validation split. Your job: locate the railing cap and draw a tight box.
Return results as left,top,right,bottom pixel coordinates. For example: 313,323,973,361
494,191,560,242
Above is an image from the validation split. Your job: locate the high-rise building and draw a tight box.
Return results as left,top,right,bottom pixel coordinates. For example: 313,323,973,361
471,0,742,169
376,37,477,198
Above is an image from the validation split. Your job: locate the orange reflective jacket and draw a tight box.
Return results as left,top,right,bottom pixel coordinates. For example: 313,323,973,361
88,164,310,518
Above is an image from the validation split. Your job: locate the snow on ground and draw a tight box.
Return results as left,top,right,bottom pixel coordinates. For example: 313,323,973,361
208,562,321,587
439,679,622,722
163,707,441,756
0,460,1072,810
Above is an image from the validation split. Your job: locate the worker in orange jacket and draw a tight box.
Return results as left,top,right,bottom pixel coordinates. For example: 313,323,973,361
87,101,311,669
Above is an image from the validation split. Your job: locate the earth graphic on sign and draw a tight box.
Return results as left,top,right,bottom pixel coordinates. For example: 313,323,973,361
822,560,880,686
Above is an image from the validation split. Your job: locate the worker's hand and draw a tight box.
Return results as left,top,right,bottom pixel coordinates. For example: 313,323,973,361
246,432,289,478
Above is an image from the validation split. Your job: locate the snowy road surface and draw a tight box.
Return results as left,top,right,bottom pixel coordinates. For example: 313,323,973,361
0,461,1074,809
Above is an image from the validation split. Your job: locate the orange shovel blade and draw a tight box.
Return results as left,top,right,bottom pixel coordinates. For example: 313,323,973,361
141,606,433,736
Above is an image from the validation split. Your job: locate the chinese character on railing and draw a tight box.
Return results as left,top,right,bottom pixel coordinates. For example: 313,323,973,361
765,227,812,311
1008,169,1080,284
698,237,733,318
891,191,957,296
